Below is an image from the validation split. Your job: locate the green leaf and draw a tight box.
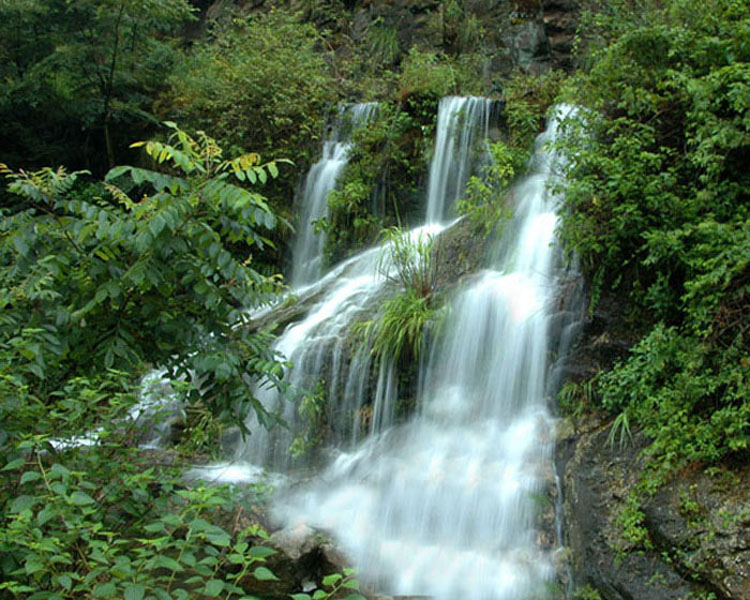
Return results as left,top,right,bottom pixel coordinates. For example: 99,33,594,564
2,458,25,471
343,594,367,600
161,513,182,527
148,214,166,237
49,464,71,479
206,531,231,547
27,590,56,599
56,574,73,591
50,481,67,495
25,555,44,575
20,471,41,484
11,495,36,513
70,491,96,505
37,507,56,526
248,545,276,559
263,211,275,229
290,594,312,600
91,548,109,565
92,582,117,598
154,555,183,572
253,566,279,581
321,573,342,587
203,579,224,597
124,583,146,600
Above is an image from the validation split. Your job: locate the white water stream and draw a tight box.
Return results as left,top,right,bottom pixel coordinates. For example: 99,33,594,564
199,99,577,599
426,96,493,224
291,103,379,288
272,105,575,599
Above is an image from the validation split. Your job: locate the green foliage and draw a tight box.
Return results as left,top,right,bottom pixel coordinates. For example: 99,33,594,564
607,409,633,450
597,325,750,484
0,377,279,600
558,378,598,423
163,7,338,261
457,141,522,236
555,0,750,487
503,69,568,149
0,124,290,432
559,0,750,316
288,380,329,458
366,18,401,67
355,228,444,365
0,0,195,172
423,0,485,58
397,47,458,102
617,491,653,552
357,289,438,367
322,102,433,262
166,8,336,183
574,585,603,600
174,403,225,459
290,567,365,600
377,227,440,300
677,485,703,527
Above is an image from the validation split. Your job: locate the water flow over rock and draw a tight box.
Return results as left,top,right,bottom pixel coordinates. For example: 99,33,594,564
425,96,494,224
273,106,576,600
222,98,496,474
291,103,378,288
236,224,445,472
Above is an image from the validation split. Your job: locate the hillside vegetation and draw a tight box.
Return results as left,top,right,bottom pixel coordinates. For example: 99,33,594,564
1,0,749,598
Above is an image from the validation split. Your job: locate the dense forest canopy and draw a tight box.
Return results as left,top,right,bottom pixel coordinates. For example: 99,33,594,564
1,0,749,598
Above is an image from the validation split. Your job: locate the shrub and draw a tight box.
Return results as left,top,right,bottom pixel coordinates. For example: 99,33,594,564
0,124,290,432
0,372,280,600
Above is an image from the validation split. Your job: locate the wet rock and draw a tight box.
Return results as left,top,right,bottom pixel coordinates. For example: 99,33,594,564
541,0,579,71
645,466,750,599
504,20,553,74
238,522,349,599
558,421,750,600
432,217,494,292
554,285,750,599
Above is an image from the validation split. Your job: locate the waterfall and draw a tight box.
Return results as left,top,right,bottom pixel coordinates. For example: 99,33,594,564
234,223,445,472
291,103,378,288
272,105,576,600
227,99,495,472
425,96,493,224
196,98,579,599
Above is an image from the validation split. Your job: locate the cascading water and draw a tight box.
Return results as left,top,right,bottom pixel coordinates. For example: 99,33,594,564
234,223,445,472
291,103,378,288
425,96,494,224
199,98,579,599
224,98,495,473
273,105,576,600
195,96,490,482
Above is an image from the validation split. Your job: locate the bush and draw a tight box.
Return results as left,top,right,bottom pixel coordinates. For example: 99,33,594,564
0,124,289,432
556,0,750,487
0,373,280,600
355,227,444,366
166,8,336,180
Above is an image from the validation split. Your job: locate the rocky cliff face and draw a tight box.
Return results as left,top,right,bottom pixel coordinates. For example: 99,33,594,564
557,296,750,600
559,422,750,600
352,0,580,75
